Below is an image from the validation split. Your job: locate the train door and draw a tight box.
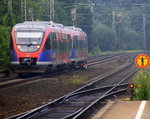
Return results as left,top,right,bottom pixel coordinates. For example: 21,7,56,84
65,33,68,63
67,34,72,62
84,35,88,58
76,34,79,61
51,32,58,65
80,33,84,60
61,32,66,64
57,31,63,65
70,32,74,61
78,33,82,61
44,33,51,59
73,34,78,61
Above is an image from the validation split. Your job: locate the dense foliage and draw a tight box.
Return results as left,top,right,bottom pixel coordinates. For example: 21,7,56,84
133,70,150,100
0,26,10,69
91,0,150,51
1,0,150,69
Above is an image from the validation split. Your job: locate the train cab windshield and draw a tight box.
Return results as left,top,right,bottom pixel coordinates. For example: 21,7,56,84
15,32,44,52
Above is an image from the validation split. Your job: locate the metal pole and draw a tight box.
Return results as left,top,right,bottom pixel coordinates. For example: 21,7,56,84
49,0,51,20
25,0,27,21
143,14,146,50
21,0,23,21
52,0,54,21
21,0,27,22
118,24,121,50
8,0,12,15
50,0,54,21
112,11,116,32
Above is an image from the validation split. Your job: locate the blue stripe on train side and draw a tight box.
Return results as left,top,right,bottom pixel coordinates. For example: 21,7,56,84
70,49,76,59
38,50,52,62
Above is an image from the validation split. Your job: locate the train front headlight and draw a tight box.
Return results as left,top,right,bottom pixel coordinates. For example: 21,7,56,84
17,45,21,49
37,45,40,49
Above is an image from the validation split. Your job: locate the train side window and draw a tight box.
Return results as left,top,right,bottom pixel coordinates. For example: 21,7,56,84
73,35,78,49
51,32,56,40
67,34,71,41
44,35,51,50
80,40,83,51
67,34,71,50
51,32,57,51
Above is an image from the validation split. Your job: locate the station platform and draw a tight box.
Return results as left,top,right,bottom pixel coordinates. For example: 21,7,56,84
91,101,150,119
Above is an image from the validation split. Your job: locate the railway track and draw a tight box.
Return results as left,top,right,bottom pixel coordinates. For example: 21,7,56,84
87,53,121,63
0,53,113,79
0,54,127,90
0,51,147,80
0,70,9,78
88,54,128,66
8,57,137,119
87,52,141,63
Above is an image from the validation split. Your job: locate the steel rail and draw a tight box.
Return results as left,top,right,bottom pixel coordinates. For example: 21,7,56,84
0,70,9,78
0,53,118,80
0,54,126,90
71,69,138,119
0,76,17,82
63,83,131,100
12,84,131,119
88,55,126,66
64,89,127,119
0,51,146,80
11,63,138,119
87,54,123,63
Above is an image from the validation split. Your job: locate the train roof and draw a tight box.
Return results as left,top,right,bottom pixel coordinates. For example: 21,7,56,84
65,26,76,30
23,21,63,27
13,21,85,34
65,26,83,32
14,21,64,31
75,28,82,31
24,21,64,28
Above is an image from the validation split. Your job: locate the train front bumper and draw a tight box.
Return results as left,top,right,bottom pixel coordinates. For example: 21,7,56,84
11,61,49,73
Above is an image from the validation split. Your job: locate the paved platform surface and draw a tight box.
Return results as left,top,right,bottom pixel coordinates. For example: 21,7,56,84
91,101,150,119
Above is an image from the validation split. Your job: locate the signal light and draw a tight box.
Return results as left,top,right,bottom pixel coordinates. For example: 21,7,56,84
28,25,33,28
37,45,40,49
137,84,141,88
130,84,134,88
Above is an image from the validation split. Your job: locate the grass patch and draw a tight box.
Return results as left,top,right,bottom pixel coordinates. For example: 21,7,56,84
58,75,86,85
20,96,29,103
132,69,150,100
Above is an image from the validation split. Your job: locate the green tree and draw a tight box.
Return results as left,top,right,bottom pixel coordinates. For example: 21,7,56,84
0,0,8,25
92,21,116,51
0,26,10,69
2,12,15,27
122,28,142,50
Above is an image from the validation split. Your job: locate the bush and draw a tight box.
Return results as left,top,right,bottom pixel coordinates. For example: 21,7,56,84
0,25,10,69
92,21,116,51
133,69,150,100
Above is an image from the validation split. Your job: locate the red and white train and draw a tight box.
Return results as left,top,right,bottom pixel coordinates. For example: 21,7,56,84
10,21,88,73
